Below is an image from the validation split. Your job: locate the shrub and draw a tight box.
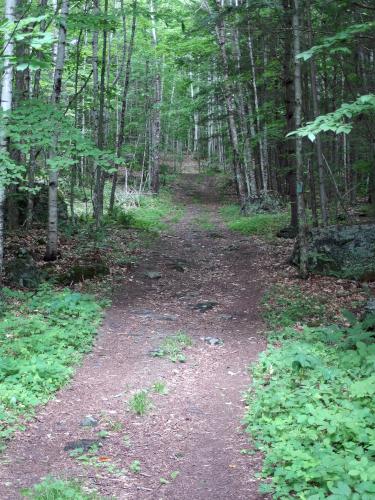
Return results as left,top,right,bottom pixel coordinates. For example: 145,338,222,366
0,285,103,448
244,315,375,499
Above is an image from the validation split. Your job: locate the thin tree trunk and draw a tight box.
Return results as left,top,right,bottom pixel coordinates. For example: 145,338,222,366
307,3,328,225
109,0,137,212
149,0,162,194
293,0,308,277
45,0,69,261
0,0,16,275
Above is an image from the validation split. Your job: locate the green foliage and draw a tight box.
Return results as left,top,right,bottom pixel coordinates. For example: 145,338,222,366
0,286,103,448
152,381,168,394
298,22,375,62
151,332,193,363
129,460,141,474
21,476,104,499
244,316,375,499
290,94,375,141
109,193,184,232
263,284,328,328
220,205,289,239
128,390,153,416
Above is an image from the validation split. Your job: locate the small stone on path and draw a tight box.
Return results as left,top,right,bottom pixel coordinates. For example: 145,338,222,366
219,314,233,320
192,301,218,312
80,415,99,427
203,337,223,346
64,439,102,452
145,271,162,279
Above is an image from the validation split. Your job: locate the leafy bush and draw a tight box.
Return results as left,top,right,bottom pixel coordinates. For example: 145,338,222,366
0,285,103,448
21,476,103,499
244,316,375,499
220,205,288,239
263,284,328,328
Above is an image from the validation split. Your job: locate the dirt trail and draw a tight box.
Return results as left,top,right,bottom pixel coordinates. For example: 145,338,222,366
0,175,269,499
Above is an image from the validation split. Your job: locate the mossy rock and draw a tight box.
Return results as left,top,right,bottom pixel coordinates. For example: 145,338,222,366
293,223,375,280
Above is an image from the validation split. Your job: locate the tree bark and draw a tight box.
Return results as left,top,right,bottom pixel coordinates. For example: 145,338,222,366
0,0,17,275
149,0,162,194
307,3,328,225
45,0,69,261
293,0,308,277
109,0,137,212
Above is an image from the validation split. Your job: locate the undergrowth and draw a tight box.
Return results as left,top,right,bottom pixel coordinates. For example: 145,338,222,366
106,191,184,232
246,291,375,499
21,476,104,499
0,285,104,450
263,284,328,328
219,204,288,239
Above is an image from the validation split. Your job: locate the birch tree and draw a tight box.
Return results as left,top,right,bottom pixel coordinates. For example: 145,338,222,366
0,0,16,275
45,0,69,261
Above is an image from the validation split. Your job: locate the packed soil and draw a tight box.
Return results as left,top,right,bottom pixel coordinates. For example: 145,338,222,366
0,175,272,499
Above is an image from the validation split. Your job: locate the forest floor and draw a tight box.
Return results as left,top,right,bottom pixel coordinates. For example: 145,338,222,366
0,173,277,499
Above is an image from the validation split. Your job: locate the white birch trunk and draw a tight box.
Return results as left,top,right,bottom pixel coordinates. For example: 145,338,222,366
45,0,69,261
0,0,16,274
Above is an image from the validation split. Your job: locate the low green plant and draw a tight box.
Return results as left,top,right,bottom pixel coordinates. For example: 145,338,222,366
130,460,141,474
0,285,103,449
107,192,184,232
194,212,215,230
262,284,328,328
244,314,375,499
220,204,288,239
21,476,103,499
128,390,153,416
151,332,193,363
152,381,168,394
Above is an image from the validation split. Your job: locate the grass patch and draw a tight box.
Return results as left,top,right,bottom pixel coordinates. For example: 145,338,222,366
152,381,168,394
128,390,153,416
262,284,328,328
220,204,288,239
245,285,375,498
193,211,215,230
0,285,104,450
21,476,104,499
151,332,193,363
108,192,184,232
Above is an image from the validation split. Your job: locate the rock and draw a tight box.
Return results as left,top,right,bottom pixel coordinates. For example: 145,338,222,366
64,439,102,453
192,301,218,313
80,415,99,427
145,271,162,279
133,309,177,321
293,223,375,279
203,336,223,346
364,298,375,315
277,226,298,239
241,191,283,215
58,261,110,285
5,249,43,288
219,314,233,321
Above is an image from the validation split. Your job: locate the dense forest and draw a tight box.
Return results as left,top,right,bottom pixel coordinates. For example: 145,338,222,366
0,0,374,498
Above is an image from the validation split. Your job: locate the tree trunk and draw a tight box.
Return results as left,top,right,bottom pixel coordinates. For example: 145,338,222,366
293,0,308,277
207,0,246,207
45,0,69,261
0,0,16,275
307,3,328,225
149,0,162,194
109,0,137,212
